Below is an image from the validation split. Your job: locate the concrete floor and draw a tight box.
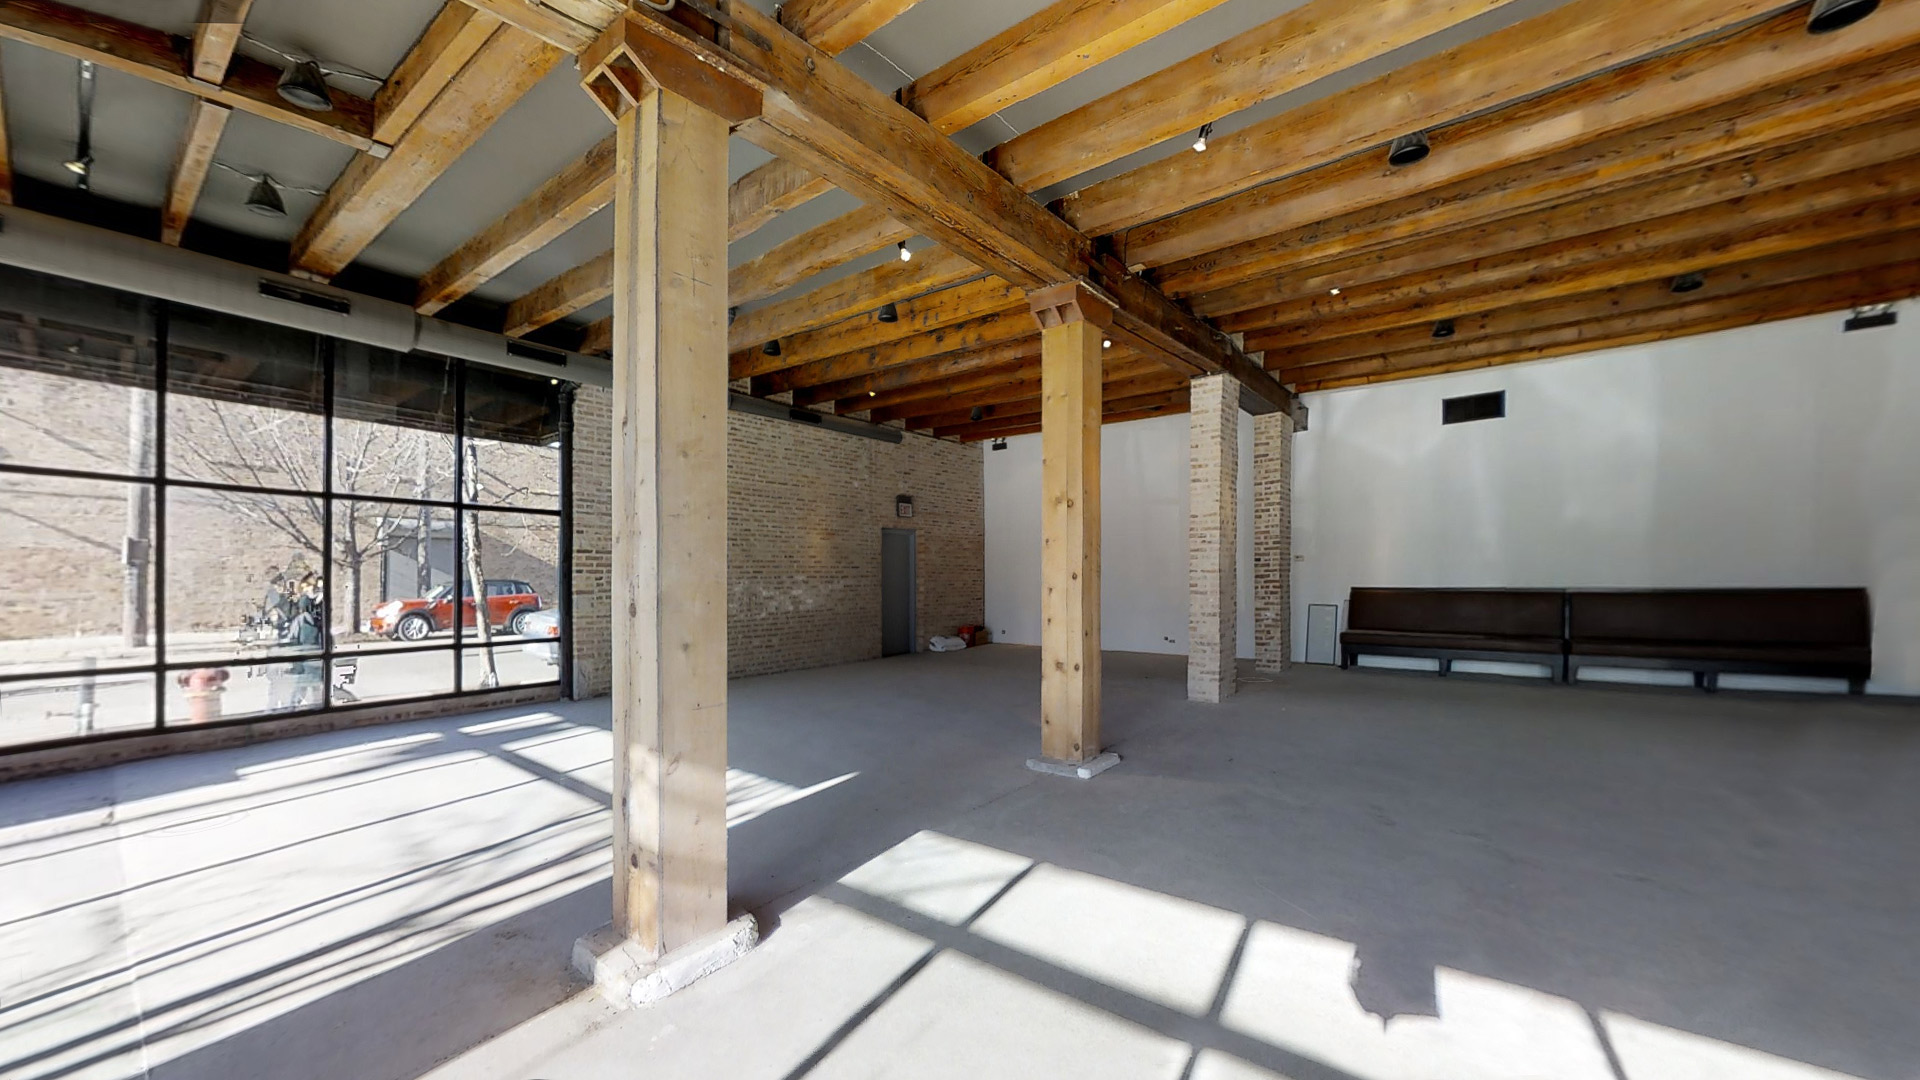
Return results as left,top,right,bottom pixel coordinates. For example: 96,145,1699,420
1,646,1915,1080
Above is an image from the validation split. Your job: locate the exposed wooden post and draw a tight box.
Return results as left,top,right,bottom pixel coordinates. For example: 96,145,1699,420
1028,284,1112,775
1187,373,1237,702
572,22,760,1002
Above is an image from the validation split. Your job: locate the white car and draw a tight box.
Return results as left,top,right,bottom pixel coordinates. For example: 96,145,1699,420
519,609,562,665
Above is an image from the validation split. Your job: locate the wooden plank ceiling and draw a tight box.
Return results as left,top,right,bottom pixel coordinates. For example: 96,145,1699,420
2,0,1915,441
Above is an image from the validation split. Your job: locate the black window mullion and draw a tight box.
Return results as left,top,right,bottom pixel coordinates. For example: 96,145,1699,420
321,336,336,709
152,301,169,731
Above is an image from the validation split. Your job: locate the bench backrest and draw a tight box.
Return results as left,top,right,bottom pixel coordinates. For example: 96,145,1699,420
1347,588,1565,638
1567,589,1869,646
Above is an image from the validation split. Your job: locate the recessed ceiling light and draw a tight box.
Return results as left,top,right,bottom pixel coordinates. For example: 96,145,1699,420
1387,131,1431,167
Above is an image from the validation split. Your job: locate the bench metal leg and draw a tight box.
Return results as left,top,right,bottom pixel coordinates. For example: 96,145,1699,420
1436,658,1449,677
1849,678,1866,695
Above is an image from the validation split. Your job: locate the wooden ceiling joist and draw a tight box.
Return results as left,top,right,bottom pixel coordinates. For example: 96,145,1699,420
936,388,1191,442
877,356,1167,426
291,17,562,279
416,134,615,315
1198,118,1920,320
987,0,1530,195
777,0,930,57
1233,164,1920,349
797,337,1044,409
1289,257,1920,393
189,0,254,83
373,3,503,145
728,159,836,242
1059,0,1846,238
729,204,915,306
452,0,600,52
159,99,231,247
736,276,1025,374
0,0,382,153
746,307,1042,394
905,371,1187,433
1271,230,1920,379
1140,16,1920,290
504,249,612,338
726,246,982,353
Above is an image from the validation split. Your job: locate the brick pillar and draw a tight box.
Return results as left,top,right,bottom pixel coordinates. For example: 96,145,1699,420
569,384,613,699
1253,410,1294,674
1188,374,1237,703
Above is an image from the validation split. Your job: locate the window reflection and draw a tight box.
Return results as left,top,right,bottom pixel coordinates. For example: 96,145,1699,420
0,265,156,475
166,487,326,663
166,659,325,724
335,652,456,706
165,305,324,489
463,366,561,510
334,344,456,501
335,502,454,650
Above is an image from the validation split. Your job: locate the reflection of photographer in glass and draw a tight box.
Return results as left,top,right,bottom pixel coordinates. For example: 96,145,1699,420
287,573,326,708
243,571,293,645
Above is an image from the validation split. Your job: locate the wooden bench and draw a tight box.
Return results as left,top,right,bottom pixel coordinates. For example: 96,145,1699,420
1567,589,1871,693
1340,588,1567,680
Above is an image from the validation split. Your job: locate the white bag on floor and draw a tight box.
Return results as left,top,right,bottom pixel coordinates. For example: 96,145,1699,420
928,635,968,652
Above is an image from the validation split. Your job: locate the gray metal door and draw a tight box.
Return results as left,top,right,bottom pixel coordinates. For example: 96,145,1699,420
881,528,916,656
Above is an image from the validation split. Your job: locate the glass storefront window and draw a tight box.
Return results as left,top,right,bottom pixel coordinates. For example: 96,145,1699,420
0,269,565,751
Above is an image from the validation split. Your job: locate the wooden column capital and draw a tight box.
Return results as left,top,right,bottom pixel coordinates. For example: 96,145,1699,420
1028,282,1115,332
580,8,763,124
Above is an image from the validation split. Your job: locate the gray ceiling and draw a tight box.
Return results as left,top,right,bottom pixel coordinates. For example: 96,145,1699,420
0,0,1574,328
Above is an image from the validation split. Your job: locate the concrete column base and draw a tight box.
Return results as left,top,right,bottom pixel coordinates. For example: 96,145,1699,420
1026,752,1122,780
571,913,758,1007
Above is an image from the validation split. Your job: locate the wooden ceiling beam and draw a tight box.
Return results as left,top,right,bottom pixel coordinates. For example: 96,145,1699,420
988,0,1530,195
291,20,562,279
912,376,1191,432
744,307,1041,393
729,203,915,306
1199,118,1920,319
416,134,615,315
1059,0,1887,238
1271,230,1920,379
189,0,254,83
935,388,1190,441
452,0,600,52
159,99,231,246
1146,34,1920,296
727,246,981,352
880,357,1168,426
736,277,1025,374
777,0,929,57
1290,258,1920,392
787,336,1044,407
0,0,382,153
503,249,612,338
1234,162,1920,349
374,3,502,145
728,160,836,242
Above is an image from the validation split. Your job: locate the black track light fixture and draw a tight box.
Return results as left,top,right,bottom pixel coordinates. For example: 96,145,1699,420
1432,318,1456,340
1807,0,1878,34
276,59,334,111
762,339,782,357
1387,131,1431,167
1670,272,1706,294
897,241,912,263
728,306,738,325
1192,122,1214,153
969,406,985,422
876,302,899,323
245,176,288,218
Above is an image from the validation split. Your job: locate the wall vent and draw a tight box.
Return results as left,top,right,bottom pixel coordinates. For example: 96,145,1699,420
1442,390,1505,425
258,279,349,314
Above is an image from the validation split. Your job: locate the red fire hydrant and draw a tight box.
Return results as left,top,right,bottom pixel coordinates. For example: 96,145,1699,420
177,668,230,724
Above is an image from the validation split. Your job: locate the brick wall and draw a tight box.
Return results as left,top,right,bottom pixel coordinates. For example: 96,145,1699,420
1187,375,1237,702
1253,410,1294,674
566,395,984,688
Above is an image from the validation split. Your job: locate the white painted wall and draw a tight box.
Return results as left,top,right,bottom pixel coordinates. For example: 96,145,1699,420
983,307,1920,694
1293,309,1920,695
984,413,1255,658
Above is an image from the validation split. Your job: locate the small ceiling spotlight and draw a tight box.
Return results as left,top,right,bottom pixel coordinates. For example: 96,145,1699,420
245,175,288,218
62,156,92,177
762,339,781,357
876,302,900,323
970,406,985,422
1387,131,1431,167
1432,318,1456,340
1192,122,1214,153
1670,271,1706,294
898,242,912,263
1329,287,1342,296
1807,0,1879,34
69,60,97,192
727,306,738,325
1102,338,1111,348
868,390,877,397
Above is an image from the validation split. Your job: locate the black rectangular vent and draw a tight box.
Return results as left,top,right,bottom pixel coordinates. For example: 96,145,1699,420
1442,390,1505,425
788,407,825,424
1844,309,1898,332
505,341,568,367
259,280,350,314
